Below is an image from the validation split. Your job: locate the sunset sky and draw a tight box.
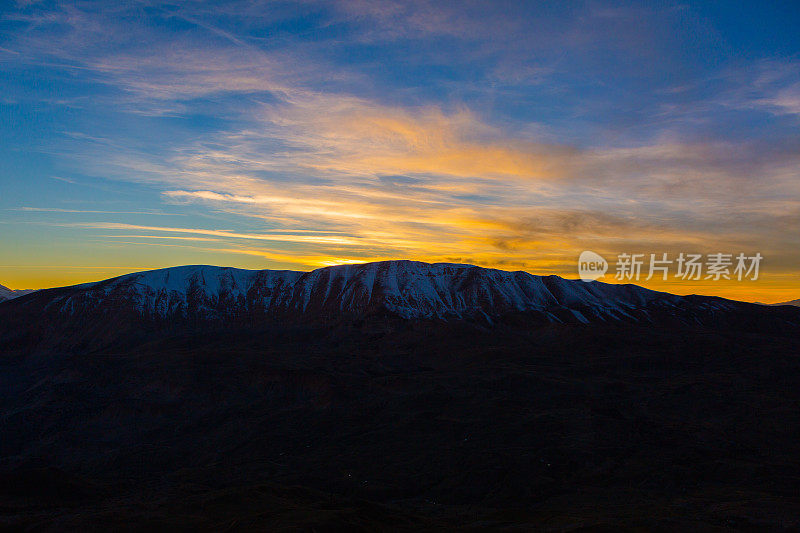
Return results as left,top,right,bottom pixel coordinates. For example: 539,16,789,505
1,1,799,302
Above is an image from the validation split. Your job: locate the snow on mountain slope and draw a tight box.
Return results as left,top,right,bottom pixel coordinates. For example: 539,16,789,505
771,299,800,307
0,285,13,302
0,284,34,303
282,261,688,320
10,260,746,324
54,265,304,317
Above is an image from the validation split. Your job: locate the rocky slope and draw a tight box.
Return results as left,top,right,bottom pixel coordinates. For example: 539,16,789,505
0,284,34,303
0,260,749,321
1,260,798,355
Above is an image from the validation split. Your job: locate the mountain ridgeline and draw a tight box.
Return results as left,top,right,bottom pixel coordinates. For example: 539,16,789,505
0,284,33,303
0,260,797,354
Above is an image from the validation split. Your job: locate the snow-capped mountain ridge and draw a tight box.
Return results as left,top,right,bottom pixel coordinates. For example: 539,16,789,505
0,283,35,303
770,299,800,307
15,260,745,324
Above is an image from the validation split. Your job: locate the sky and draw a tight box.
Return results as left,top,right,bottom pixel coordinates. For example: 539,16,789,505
1,0,799,302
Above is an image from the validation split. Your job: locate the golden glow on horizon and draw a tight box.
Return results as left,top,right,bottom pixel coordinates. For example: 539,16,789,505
2,252,797,304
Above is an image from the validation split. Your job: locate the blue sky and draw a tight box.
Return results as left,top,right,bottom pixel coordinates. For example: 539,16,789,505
1,0,799,301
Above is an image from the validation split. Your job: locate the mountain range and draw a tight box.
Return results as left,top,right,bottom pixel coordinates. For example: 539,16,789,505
771,298,800,306
2,260,800,530
0,284,33,303
2,260,797,332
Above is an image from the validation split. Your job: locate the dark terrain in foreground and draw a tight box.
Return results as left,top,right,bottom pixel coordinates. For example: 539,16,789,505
2,318,800,531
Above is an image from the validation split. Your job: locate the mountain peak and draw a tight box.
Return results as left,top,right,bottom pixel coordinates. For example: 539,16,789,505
2,261,717,322
2,261,799,354
0,283,34,302
771,298,800,307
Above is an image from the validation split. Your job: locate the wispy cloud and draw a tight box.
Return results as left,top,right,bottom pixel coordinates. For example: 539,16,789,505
717,59,800,117
17,207,179,215
61,222,396,248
